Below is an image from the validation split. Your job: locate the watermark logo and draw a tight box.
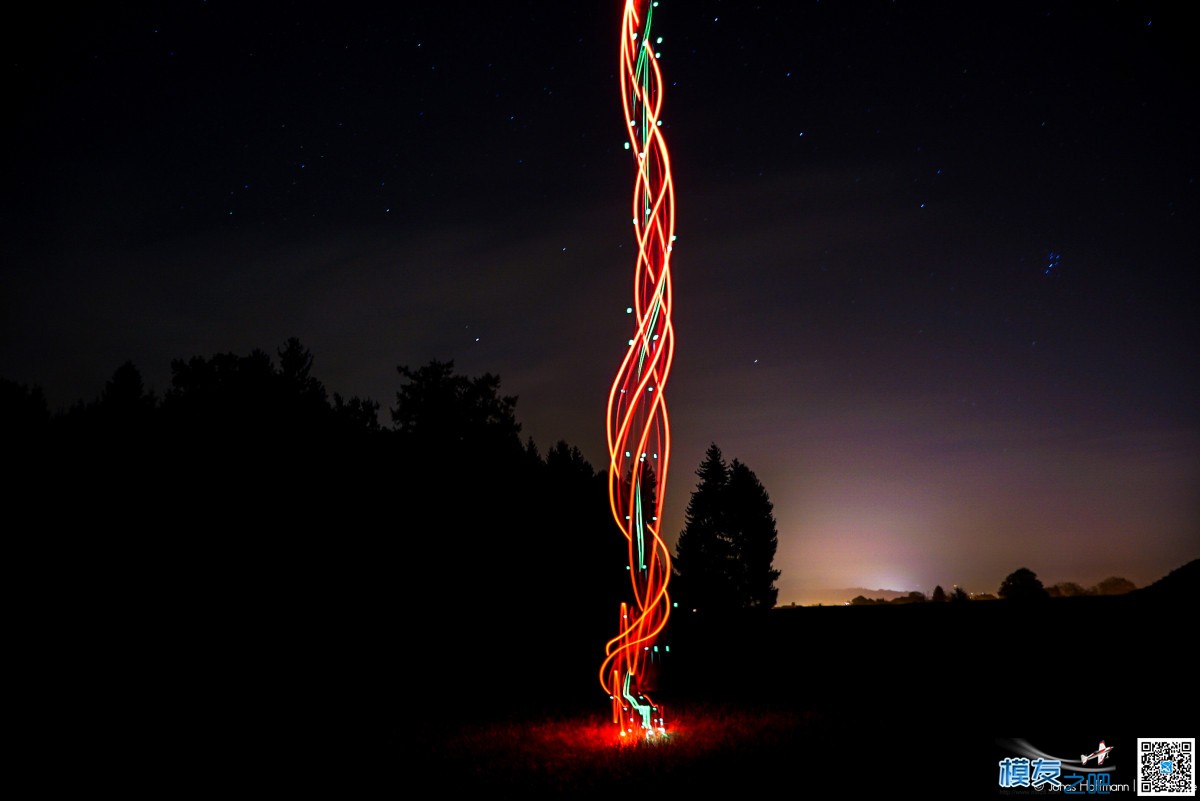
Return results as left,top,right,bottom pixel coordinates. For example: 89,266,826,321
999,757,1063,789
1061,771,1117,794
996,738,1132,795
1082,742,1114,766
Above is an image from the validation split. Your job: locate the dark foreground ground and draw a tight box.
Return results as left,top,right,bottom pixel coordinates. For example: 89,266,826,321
385,588,1190,797
18,578,1191,796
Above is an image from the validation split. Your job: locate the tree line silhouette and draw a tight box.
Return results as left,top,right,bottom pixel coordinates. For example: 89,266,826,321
847,566,1138,606
4,338,786,722
5,340,628,716
6,340,1191,767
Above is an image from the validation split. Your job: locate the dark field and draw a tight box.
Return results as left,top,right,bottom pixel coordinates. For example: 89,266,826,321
382,589,1187,796
19,579,1187,795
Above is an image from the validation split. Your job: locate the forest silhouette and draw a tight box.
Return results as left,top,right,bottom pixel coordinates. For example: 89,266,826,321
5,339,1194,790
5,339,647,764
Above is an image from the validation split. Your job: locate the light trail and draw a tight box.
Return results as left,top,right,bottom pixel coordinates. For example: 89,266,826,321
600,0,676,741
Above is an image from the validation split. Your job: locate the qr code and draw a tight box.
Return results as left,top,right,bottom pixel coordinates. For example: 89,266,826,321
1139,739,1195,796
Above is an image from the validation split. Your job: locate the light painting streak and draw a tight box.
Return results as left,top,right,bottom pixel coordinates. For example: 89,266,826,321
600,0,676,741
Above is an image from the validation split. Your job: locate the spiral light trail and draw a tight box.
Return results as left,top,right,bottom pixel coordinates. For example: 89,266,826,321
600,0,676,740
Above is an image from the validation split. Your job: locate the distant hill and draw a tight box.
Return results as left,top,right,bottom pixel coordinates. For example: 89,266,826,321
784,559,1198,607
1133,558,1198,602
793,587,914,606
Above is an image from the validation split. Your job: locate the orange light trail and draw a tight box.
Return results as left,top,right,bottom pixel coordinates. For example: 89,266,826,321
600,0,676,740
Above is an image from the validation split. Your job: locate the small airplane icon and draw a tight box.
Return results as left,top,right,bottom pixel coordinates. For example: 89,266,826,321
1082,741,1114,765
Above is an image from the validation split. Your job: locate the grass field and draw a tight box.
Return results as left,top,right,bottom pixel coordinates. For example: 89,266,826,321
375,587,1189,795
19,570,1188,795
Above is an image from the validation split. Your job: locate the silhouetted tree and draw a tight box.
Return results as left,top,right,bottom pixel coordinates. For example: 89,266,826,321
7,341,623,724
52,361,158,439
1,378,50,445
100,361,157,415
545,440,594,481
674,443,735,611
389,360,539,653
1094,576,1136,596
332,392,381,433
162,347,286,436
147,340,396,564
391,360,521,462
725,459,781,609
1047,581,1089,598
673,443,781,611
158,339,385,449
931,585,947,603
276,337,330,425
998,567,1049,602
1,379,51,498
536,440,625,692
950,586,970,603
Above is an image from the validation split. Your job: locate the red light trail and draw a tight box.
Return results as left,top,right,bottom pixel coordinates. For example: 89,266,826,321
600,0,676,741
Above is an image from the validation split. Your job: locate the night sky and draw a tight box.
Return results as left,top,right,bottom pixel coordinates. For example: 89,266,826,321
4,1,1196,604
